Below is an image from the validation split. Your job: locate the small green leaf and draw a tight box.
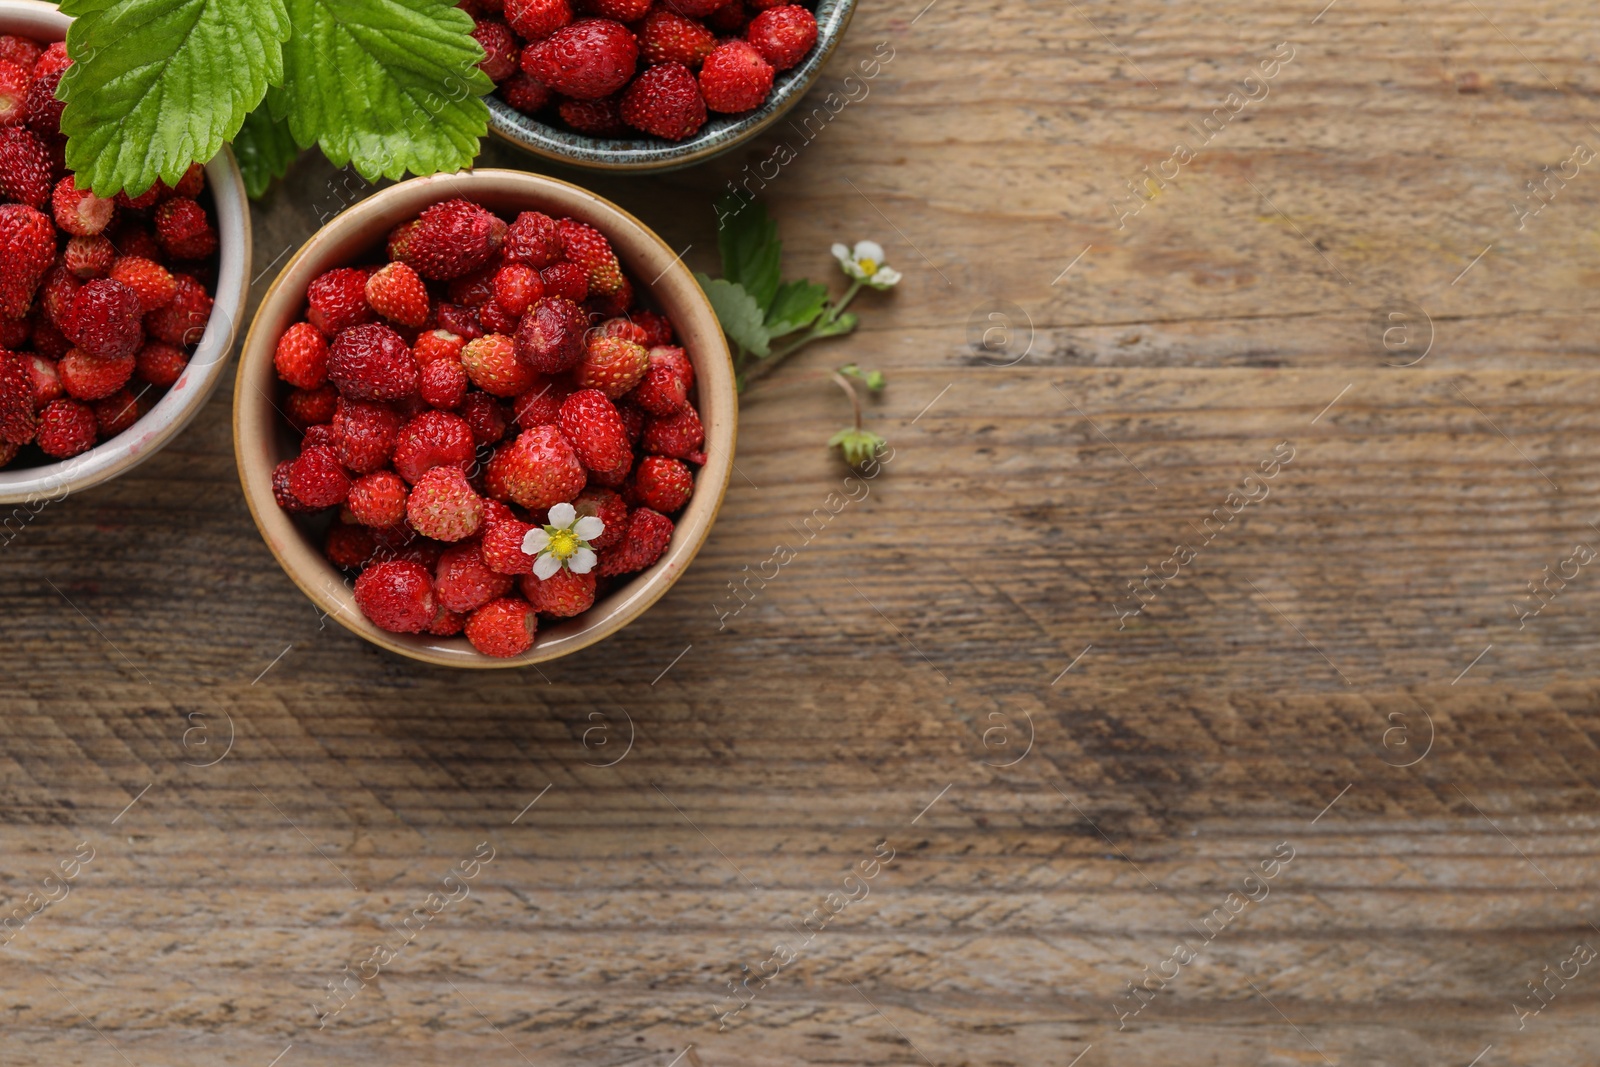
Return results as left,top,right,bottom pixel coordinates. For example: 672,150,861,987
232,103,301,198
696,273,771,358
765,278,828,337
58,0,290,196
715,196,781,313
278,0,491,182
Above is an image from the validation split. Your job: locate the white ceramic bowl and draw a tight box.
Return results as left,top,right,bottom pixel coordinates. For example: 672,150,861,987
0,0,250,505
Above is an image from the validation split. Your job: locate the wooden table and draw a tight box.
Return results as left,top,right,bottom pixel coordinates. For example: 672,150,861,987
5,1,1600,1063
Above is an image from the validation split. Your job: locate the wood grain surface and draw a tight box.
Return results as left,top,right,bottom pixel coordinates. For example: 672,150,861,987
5,1,1600,1064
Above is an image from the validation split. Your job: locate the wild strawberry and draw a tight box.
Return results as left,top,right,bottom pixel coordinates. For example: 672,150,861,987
620,61,707,140
699,40,773,113
144,274,212,346
481,517,538,574
524,19,639,100
50,178,111,237
638,10,716,68
59,346,135,400
354,559,438,633
597,316,648,345
465,597,537,657
481,499,517,526
64,235,114,279
520,567,596,616
0,126,50,206
587,0,650,20
154,198,217,260
445,270,493,312
24,44,68,138
347,470,409,527
643,403,705,461
285,385,339,429
325,521,377,570
514,296,587,373
512,378,568,427
333,397,404,473
414,328,465,366
0,313,26,349
387,199,507,280
365,261,430,327
540,260,589,302
746,5,816,70
306,268,374,335
558,388,632,478
616,398,645,444
584,277,634,319
460,391,510,445
393,409,477,483
493,263,544,317
557,95,628,136
0,36,41,70
93,388,147,437
627,454,693,512
328,323,419,401
169,163,206,199
108,256,177,311
462,332,538,396
557,218,625,295
272,459,317,512
274,322,330,389
632,309,675,347
596,505,673,575
25,352,62,404
573,485,627,548
33,320,69,360
114,185,161,211
67,280,144,362
0,203,52,318
407,465,484,541
420,358,469,409
0,350,35,445
303,423,338,450
134,341,188,387
575,334,648,397
629,344,693,414
473,19,520,81
662,0,725,16
502,71,554,114
504,211,563,268
505,0,572,40
705,0,747,33
436,542,513,611
288,444,351,508
484,425,586,508
427,604,468,636
37,397,96,457
434,301,484,341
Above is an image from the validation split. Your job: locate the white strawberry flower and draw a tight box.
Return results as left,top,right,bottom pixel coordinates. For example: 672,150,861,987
522,502,605,580
832,240,902,290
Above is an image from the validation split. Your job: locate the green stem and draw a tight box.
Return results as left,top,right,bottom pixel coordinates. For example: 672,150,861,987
830,370,863,431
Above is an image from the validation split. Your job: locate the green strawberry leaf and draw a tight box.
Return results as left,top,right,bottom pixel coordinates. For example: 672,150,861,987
232,103,301,198
277,0,491,182
696,273,771,358
715,195,781,314
58,0,290,197
765,278,828,338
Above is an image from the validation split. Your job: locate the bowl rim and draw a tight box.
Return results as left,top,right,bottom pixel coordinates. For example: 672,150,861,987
0,0,251,505
233,169,736,669
486,0,859,173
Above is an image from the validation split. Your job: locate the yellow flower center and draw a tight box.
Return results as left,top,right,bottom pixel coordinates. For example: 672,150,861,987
546,528,579,560
858,258,878,275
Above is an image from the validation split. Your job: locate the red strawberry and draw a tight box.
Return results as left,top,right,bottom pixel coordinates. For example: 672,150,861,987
306,268,374,336
273,458,316,512
505,0,572,40
274,322,330,389
575,334,648,397
436,542,513,611
0,203,52,318
365,261,430,327
512,378,568,427
632,309,675,347
393,409,476,483
484,424,587,508
556,95,628,136
347,470,410,527
638,10,717,68
698,40,773,113
462,332,539,396
333,397,404,473
387,199,508,280
134,341,188,387
407,465,484,541
448,266,497,309
67,280,144,361
115,185,161,212
37,264,78,331
523,19,639,100
629,344,693,414
25,352,63,403
94,388,147,437
328,323,419,401
481,517,538,574
420,358,469,409
108,257,177,312
620,61,707,140
663,0,726,16
354,560,438,633
596,505,673,575
481,499,517,527
169,163,206,198
520,567,596,616
434,301,484,341
303,423,338,450
59,346,135,400
460,391,510,445
746,4,816,70
285,385,339,429
539,260,590,302
627,454,693,512
473,19,520,82
24,44,68,137
557,218,625,295
0,126,50,206
51,177,114,236
642,403,705,461
493,263,544,317
64,235,114,279
414,328,466,366
504,211,563,268
586,0,650,20
583,277,634,319
558,388,632,479
465,597,537,657
36,398,97,457
427,605,468,636
288,444,351,508
502,71,554,114
598,316,649,345
0,36,42,71
0,350,36,445
573,485,627,548
326,522,378,570
514,295,587,373
705,0,746,33
144,275,213,346
616,398,645,444
154,198,218,260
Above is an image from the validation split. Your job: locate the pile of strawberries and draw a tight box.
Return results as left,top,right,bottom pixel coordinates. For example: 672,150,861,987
0,34,218,466
465,0,819,141
270,198,705,658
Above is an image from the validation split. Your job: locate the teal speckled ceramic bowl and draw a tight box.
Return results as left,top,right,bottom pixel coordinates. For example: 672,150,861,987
487,0,858,173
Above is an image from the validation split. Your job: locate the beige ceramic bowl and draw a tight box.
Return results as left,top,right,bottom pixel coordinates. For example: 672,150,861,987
235,170,735,668
0,0,251,505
